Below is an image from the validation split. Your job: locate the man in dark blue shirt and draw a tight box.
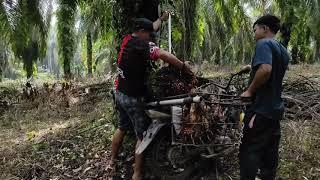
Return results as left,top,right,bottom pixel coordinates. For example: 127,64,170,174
240,14,290,180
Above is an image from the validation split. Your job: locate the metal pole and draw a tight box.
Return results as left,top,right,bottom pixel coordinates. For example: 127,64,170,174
147,96,202,107
168,13,172,54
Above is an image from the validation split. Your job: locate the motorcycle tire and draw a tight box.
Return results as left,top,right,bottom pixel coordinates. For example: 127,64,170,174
144,126,197,180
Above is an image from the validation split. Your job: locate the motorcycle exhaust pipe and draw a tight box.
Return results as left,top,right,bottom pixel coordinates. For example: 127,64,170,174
147,95,202,107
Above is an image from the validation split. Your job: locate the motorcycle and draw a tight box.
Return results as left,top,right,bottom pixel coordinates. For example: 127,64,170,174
138,67,251,179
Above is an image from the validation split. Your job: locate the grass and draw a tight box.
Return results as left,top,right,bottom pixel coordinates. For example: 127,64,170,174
0,99,116,179
278,121,320,179
0,77,117,179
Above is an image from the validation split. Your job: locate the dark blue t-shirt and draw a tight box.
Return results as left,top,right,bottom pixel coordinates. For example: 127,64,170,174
249,38,290,119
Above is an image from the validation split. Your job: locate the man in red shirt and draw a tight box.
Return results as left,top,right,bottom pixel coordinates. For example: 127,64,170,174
110,17,193,179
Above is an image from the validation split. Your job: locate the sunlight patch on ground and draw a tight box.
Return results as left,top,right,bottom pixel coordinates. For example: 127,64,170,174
0,117,81,150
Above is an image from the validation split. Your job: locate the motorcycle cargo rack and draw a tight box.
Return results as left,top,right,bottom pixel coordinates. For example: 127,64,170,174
170,93,249,147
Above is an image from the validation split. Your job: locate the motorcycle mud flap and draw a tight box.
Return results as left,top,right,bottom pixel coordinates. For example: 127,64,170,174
172,106,182,135
136,120,166,154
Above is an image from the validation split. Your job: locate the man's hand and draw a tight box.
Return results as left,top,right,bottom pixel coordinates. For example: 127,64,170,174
240,65,251,72
153,11,170,31
182,63,194,76
249,114,256,128
157,49,194,77
160,11,170,22
240,90,254,98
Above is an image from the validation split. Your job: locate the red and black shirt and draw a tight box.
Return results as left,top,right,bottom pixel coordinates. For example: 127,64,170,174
115,34,160,97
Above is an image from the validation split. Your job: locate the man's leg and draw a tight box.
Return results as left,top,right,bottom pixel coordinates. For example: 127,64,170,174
130,115,150,180
117,92,151,180
109,93,133,173
125,102,151,180
259,120,281,180
111,129,126,164
240,141,261,180
240,113,270,180
132,139,143,180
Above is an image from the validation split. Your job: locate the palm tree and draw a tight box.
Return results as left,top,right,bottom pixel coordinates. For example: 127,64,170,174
273,0,318,63
307,0,320,62
78,0,113,76
0,0,49,78
0,40,8,81
180,0,199,61
163,0,255,65
57,0,77,80
113,0,160,48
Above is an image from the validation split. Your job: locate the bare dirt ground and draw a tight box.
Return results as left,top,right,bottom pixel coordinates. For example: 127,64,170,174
0,65,319,180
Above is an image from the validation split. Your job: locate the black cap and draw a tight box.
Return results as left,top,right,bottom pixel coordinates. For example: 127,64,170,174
134,18,154,32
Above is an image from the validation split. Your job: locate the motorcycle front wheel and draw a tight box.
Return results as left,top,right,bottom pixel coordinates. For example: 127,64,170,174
144,126,201,180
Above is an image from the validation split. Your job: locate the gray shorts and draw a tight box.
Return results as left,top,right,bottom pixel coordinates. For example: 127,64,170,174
114,91,151,140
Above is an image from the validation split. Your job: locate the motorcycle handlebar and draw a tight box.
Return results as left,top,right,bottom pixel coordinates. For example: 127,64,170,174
224,67,251,92
147,95,202,107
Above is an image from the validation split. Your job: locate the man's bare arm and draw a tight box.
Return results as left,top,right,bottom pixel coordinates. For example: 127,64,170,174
153,11,169,31
247,64,272,94
157,49,193,75
157,49,183,68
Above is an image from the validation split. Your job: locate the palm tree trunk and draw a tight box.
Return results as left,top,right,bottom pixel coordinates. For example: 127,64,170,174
280,10,294,48
63,58,71,79
280,22,292,48
22,41,39,79
0,61,2,82
182,0,198,61
214,46,221,65
315,39,320,62
291,46,299,64
86,31,93,76
57,0,77,80
0,41,4,82
113,0,160,71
